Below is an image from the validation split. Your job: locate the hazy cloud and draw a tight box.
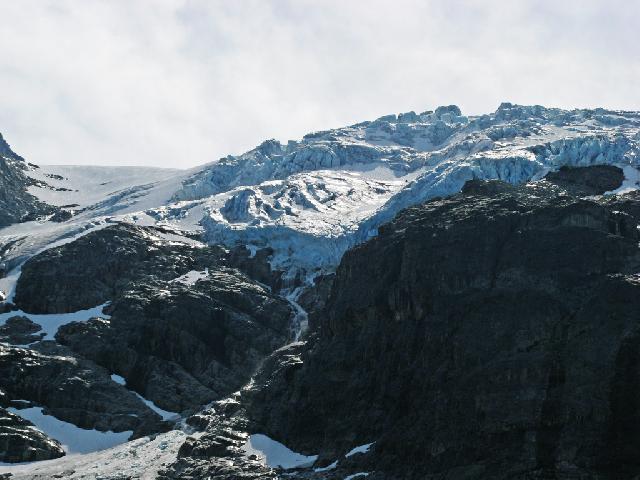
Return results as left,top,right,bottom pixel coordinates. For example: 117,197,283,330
0,0,638,168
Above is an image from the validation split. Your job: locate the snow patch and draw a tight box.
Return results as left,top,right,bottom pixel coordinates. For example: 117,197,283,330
345,442,375,458
7,407,132,455
110,374,179,421
0,303,110,343
241,434,318,470
110,374,126,386
171,269,209,286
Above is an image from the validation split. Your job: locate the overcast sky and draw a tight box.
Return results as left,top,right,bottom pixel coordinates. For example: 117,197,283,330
0,0,638,168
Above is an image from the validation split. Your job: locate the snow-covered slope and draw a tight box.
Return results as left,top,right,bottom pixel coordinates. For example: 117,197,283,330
135,103,640,274
0,164,190,296
3,103,640,284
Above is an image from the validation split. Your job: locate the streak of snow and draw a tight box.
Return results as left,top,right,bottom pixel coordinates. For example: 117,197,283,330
132,392,180,422
0,266,21,303
314,460,338,472
345,442,375,458
110,374,180,421
285,287,308,341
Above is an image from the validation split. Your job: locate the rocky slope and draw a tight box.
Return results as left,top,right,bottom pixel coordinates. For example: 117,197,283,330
0,223,293,463
220,166,640,479
0,133,56,228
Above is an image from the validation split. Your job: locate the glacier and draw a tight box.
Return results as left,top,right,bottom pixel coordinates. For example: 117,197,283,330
142,102,640,275
2,102,639,294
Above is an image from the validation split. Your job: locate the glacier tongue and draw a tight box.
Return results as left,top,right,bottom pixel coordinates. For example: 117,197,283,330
198,168,412,271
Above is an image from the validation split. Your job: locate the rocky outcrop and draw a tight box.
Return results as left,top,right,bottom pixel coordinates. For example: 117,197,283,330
7,221,293,455
242,167,640,479
13,224,228,313
543,164,624,196
0,316,44,344
159,400,277,480
0,406,65,463
296,273,334,330
0,343,169,438
13,223,287,315
55,269,292,413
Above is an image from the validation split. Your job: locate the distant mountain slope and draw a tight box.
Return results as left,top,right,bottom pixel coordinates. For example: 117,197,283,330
0,133,56,228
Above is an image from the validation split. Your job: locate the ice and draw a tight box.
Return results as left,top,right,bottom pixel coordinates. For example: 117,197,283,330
0,303,110,343
241,434,318,470
345,442,374,458
7,407,132,455
5,104,638,291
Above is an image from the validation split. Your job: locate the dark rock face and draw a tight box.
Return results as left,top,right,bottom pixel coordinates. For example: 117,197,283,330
13,224,228,313
13,223,287,315
0,343,169,438
543,164,624,196
0,133,56,227
296,273,335,330
0,406,65,463
227,246,284,292
0,316,44,344
244,170,640,479
56,270,292,413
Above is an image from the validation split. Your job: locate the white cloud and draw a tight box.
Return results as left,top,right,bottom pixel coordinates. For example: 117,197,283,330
0,0,638,168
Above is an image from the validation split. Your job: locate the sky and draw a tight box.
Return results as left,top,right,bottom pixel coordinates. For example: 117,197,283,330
0,0,638,169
